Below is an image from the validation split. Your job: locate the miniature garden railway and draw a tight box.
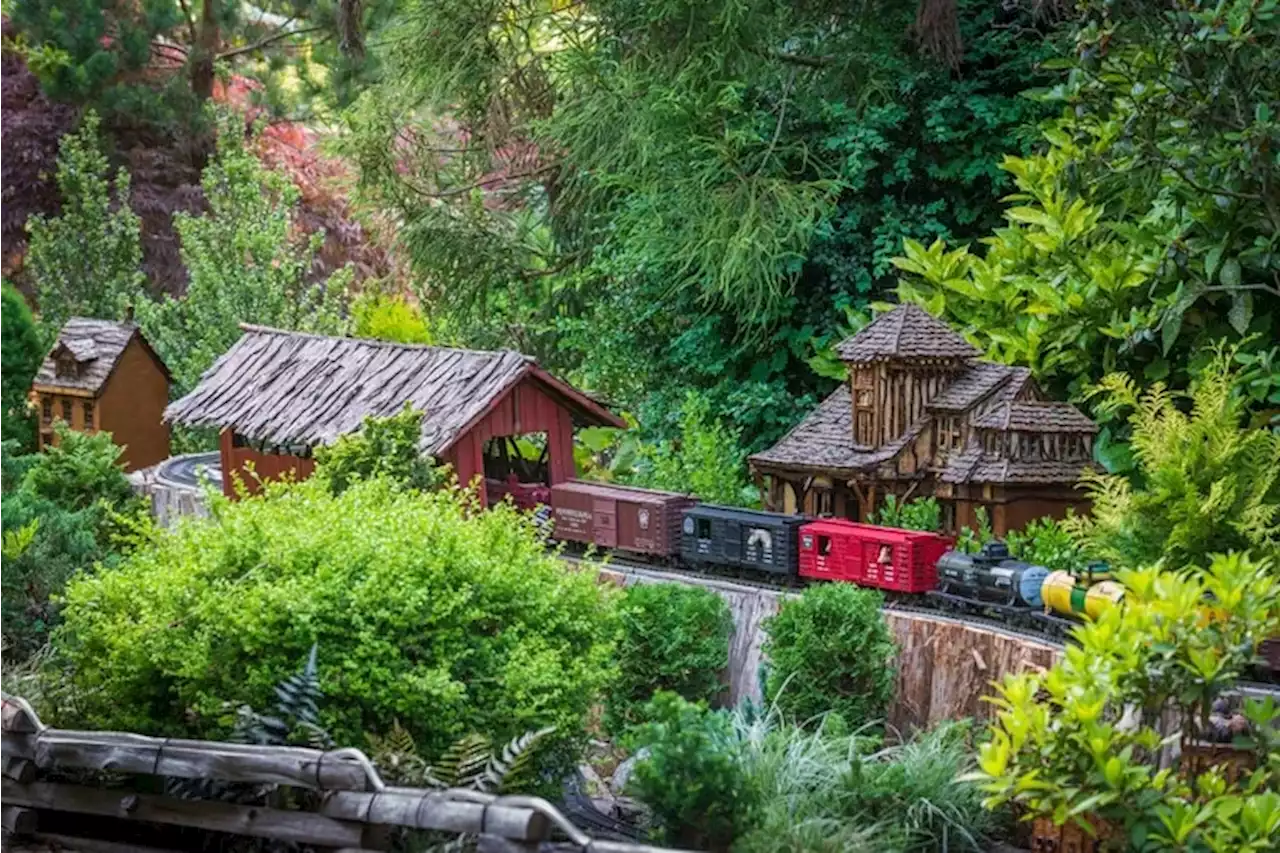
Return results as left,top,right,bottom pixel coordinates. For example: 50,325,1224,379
559,550,1280,700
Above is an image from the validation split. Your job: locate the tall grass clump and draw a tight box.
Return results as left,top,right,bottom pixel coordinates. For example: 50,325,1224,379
625,694,993,853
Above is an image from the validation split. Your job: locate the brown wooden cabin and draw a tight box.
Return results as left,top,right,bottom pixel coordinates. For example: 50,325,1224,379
164,325,625,504
30,318,171,472
749,304,1098,536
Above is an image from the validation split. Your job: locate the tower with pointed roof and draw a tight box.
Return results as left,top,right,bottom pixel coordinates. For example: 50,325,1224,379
749,304,1098,535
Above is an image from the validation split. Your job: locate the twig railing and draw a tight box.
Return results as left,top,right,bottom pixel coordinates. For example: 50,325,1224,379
1,695,686,853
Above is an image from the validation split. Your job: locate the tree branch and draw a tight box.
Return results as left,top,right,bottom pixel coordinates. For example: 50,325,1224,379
766,49,832,69
217,25,324,61
409,165,557,199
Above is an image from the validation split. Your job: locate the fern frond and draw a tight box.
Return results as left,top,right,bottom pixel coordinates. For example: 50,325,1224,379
480,726,556,793
430,733,493,789
274,643,322,728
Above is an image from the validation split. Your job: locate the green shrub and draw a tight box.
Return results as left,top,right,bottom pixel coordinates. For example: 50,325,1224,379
136,110,352,396
312,406,445,496
1068,347,1280,570
1004,515,1086,572
763,583,896,727
25,112,144,337
1,431,143,661
874,496,941,532
22,424,138,510
625,692,758,852
629,391,759,507
605,583,732,734
971,553,1280,852
626,697,992,853
1,283,43,452
352,291,436,344
53,476,620,768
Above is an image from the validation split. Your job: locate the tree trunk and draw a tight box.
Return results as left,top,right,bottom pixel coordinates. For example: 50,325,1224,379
191,0,219,101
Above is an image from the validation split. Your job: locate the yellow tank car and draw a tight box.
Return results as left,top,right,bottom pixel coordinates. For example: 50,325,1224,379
1042,570,1124,620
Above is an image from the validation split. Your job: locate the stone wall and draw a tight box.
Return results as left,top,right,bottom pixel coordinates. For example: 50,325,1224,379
593,561,1060,733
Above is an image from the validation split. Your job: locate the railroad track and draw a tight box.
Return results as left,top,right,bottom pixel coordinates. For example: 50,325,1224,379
560,549,1280,699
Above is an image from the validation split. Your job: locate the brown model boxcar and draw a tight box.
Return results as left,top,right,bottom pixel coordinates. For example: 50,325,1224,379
550,480,696,558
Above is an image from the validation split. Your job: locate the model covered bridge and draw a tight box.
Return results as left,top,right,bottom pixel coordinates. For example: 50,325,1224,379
165,325,624,504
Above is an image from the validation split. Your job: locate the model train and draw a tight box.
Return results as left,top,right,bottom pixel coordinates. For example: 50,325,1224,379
544,479,1123,627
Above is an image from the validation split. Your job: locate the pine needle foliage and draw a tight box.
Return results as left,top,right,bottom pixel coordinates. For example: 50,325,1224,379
1068,347,1280,570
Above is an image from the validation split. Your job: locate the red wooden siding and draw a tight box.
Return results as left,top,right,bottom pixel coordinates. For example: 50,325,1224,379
219,429,316,498
443,379,578,506
217,375,581,505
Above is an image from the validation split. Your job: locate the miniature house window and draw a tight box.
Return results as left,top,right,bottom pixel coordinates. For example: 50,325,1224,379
937,417,963,452
61,399,73,423
853,369,873,389
813,488,834,517
696,517,713,539
42,398,53,426
82,400,95,429
56,354,78,377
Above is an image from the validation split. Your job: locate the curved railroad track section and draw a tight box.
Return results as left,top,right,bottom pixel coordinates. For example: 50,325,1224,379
560,550,1280,700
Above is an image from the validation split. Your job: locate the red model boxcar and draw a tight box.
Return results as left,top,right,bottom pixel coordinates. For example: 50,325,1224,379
797,519,952,593
550,480,696,558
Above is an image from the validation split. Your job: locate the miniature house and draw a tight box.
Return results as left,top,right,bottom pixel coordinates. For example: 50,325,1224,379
30,318,172,472
749,304,1098,535
164,325,625,503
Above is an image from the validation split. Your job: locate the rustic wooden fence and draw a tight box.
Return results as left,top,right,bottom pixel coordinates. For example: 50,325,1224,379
0,696,686,853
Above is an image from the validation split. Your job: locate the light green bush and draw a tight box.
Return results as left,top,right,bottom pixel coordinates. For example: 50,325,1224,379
53,477,620,765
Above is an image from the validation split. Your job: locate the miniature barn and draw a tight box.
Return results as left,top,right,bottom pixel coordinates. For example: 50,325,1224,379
31,317,171,472
749,304,1099,536
164,325,624,503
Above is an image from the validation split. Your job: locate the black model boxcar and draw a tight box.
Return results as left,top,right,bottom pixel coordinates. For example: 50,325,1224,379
680,504,805,577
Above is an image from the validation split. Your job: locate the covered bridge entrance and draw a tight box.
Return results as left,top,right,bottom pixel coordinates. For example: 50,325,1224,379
164,325,624,506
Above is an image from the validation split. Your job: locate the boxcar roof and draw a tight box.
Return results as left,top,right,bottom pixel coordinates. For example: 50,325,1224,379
165,325,623,453
554,479,692,502
685,504,806,524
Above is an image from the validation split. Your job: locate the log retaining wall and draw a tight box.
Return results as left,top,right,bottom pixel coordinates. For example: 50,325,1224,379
592,561,1061,733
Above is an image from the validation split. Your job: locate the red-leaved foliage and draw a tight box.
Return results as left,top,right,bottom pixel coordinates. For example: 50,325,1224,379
216,76,397,284
1,17,77,283
2,20,396,295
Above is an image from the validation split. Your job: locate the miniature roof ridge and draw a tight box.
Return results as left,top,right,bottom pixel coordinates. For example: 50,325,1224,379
971,400,1099,434
237,323,535,361
835,303,980,363
33,317,168,395
167,326,622,454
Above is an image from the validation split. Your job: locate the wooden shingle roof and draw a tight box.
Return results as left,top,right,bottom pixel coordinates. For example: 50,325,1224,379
971,401,1098,434
33,318,167,396
165,325,623,453
836,304,979,363
748,386,919,475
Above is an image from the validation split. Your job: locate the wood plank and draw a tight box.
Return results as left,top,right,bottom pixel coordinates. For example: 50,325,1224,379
31,834,183,853
9,731,371,791
4,780,366,847
321,790,549,841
